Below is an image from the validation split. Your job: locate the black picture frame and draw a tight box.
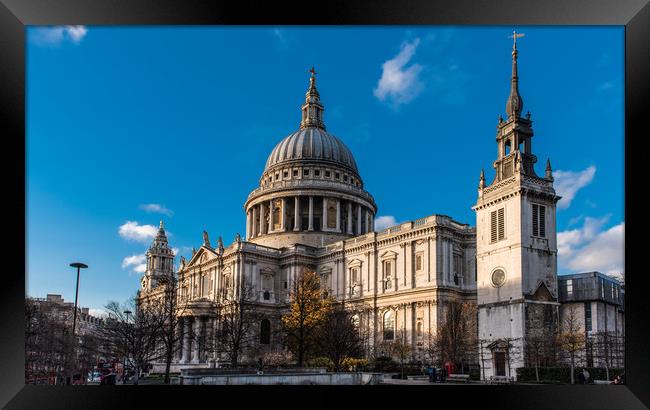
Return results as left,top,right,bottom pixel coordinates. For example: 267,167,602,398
2,0,647,408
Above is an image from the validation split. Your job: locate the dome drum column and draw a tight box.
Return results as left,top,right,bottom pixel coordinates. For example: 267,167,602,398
357,204,362,235
308,196,314,231
336,199,341,232
293,196,301,232
347,202,353,235
258,202,265,236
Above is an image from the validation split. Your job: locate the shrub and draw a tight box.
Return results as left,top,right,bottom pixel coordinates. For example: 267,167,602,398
307,357,334,371
341,357,369,372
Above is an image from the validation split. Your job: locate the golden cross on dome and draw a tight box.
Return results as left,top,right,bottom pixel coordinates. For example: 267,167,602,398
509,30,525,48
309,66,317,77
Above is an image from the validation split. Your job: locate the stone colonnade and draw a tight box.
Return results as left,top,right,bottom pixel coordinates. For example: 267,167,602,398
177,315,218,364
246,196,374,240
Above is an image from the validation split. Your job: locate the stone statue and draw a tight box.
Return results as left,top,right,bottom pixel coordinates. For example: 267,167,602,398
180,255,186,268
235,232,241,243
217,235,224,254
203,230,211,248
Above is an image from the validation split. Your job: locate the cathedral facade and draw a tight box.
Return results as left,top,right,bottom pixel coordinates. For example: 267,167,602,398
139,40,559,381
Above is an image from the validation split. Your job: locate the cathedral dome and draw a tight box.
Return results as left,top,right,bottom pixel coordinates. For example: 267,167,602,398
265,127,359,174
244,68,377,249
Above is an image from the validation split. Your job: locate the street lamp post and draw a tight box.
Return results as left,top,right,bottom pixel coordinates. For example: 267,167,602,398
123,310,132,384
68,262,88,385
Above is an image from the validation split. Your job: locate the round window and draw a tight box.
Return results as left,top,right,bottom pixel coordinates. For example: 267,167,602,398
491,269,506,287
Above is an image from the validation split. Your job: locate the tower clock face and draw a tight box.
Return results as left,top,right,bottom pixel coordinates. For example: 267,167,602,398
491,269,506,287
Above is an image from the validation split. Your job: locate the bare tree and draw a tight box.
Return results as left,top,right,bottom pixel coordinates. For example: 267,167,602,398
591,331,624,381
422,330,442,368
524,303,559,382
390,329,412,379
478,338,491,382
317,305,364,372
218,283,264,367
102,297,164,385
148,275,190,384
25,297,75,384
436,301,478,374
557,305,585,384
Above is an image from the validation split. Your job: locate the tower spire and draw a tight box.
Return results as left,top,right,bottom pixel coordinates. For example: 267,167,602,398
545,158,554,181
505,31,525,119
300,67,326,130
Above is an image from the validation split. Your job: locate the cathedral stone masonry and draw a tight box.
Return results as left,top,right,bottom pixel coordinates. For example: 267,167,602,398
137,42,604,380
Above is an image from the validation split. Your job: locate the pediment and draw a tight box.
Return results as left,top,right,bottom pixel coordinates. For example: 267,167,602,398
529,281,555,302
348,258,363,268
380,250,398,260
186,246,217,268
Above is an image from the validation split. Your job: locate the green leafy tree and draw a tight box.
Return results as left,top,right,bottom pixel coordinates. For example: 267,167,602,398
281,270,333,366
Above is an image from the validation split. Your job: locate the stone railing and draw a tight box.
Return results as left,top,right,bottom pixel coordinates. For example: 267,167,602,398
246,179,374,203
482,176,517,195
242,242,281,255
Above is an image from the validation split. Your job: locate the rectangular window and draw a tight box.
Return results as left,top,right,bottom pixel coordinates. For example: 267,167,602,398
283,171,288,178
532,204,546,237
491,208,505,242
293,169,298,177
325,170,331,178
303,169,310,176
567,279,573,296
584,302,592,332
351,268,359,284
335,172,340,179
384,261,392,289
315,169,320,177
498,208,505,240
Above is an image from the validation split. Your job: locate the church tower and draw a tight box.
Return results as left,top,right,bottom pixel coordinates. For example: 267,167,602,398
473,33,561,381
141,220,175,291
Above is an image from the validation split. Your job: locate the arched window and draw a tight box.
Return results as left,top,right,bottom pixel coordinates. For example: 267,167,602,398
383,311,395,341
416,320,423,338
260,319,271,344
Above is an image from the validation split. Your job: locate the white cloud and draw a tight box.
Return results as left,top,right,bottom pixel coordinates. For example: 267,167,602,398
554,166,596,210
374,38,424,107
30,26,87,46
88,308,108,318
139,203,174,216
558,216,624,275
374,215,399,231
121,253,147,274
118,221,158,243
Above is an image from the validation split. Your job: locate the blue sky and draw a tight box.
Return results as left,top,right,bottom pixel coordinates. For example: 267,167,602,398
26,26,624,315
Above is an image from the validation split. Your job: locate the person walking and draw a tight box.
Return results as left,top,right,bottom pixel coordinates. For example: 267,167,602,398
583,368,590,384
577,369,585,385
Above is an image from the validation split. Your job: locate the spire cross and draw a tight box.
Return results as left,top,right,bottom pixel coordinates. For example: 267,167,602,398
309,66,317,77
509,31,525,49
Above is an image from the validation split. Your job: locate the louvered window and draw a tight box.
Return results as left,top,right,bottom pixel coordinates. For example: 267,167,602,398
532,204,546,237
491,208,505,243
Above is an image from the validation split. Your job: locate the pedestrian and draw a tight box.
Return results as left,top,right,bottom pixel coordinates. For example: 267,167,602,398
583,368,590,384
577,369,585,385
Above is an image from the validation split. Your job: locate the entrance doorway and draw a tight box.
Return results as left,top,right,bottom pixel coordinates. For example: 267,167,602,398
494,352,506,376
